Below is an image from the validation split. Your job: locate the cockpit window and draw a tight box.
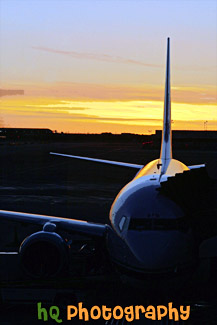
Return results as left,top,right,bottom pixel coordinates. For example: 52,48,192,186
129,217,189,232
119,216,126,232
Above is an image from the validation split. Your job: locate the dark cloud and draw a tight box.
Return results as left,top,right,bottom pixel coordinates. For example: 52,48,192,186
0,89,24,97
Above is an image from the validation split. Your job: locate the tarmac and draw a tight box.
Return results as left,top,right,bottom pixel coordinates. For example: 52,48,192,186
0,141,217,324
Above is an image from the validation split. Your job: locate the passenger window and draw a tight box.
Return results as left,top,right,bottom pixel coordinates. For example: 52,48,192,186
119,216,126,232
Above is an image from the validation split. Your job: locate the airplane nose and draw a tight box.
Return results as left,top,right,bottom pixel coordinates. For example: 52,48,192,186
125,231,194,270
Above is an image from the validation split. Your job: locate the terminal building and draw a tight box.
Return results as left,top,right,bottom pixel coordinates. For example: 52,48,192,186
143,130,217,150
0,128,53,140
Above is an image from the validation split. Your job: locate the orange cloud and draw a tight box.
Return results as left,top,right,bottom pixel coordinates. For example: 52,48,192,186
0,94,216,134
3,82,216,105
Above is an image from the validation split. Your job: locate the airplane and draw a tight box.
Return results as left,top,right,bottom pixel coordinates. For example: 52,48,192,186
0,38,215,286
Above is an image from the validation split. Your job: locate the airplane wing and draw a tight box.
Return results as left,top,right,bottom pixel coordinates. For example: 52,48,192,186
0,210,107,237
50,152,205,171
50,152,144,169
188,164,205,170
0,210,110,278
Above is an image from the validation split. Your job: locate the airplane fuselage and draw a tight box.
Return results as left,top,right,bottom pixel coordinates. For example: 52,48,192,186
107,159,196,276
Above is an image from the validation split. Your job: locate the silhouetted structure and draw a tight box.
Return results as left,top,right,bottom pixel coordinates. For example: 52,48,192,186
151,130,217,150
0,128,53,140
0,128,216,149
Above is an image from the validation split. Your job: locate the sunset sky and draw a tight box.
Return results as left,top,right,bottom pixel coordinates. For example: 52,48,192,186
0,0,216,134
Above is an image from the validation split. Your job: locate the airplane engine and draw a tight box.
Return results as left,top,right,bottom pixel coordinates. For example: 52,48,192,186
19,230,69,278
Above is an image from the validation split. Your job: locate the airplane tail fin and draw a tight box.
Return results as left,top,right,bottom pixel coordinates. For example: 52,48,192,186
160,37,172,162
